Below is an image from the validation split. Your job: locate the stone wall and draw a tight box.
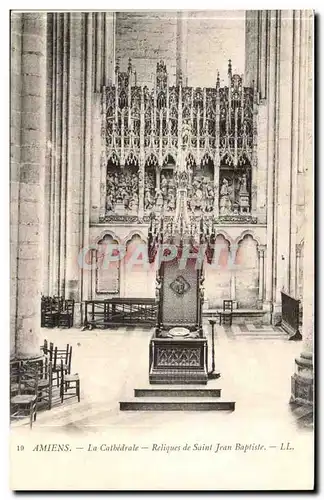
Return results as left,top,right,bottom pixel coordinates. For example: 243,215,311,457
186,10,245,88
115,10,245,88
116,12,177,86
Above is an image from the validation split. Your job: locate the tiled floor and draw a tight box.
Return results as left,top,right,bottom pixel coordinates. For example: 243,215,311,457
11,321,314,490
13,321,312,430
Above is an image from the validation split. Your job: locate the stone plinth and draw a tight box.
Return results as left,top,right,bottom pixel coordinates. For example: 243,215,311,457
149,334,208,385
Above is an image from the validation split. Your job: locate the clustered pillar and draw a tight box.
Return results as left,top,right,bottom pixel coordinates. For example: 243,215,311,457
11,12,47,359
290,10,313,407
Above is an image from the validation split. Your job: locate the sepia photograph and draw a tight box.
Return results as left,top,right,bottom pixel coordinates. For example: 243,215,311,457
9,7,314,491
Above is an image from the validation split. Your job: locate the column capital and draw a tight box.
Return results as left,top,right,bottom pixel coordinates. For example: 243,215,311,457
257,244,266,255
296,242,303,257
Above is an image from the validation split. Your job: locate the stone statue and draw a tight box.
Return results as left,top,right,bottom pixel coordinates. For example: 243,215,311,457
106,194,114,212
155,188,164,211
220,178,232,215
239,173,248,194
205,182,214,212
220,178,229,196
167,190,176,211
129,191,139,211
161,174,168,197
144,187,153,210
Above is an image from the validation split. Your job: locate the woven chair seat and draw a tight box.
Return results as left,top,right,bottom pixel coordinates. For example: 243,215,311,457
53,364,68,372
38,378,50,388
11,394,37,404
10,383,25,393
64,373,79,382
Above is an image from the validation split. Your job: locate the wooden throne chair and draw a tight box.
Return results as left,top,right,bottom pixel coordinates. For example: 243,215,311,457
147,159,216,385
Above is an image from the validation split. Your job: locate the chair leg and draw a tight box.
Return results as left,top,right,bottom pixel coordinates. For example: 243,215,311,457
30,404,33,429
77,380,80,402
49,386,52,410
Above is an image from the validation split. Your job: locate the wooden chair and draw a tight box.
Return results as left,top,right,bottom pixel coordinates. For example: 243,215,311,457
60,359,80,403
52,344,72,387
10,362,39,428
219,299,233,326
37,356,53,411
58,299,75,328
43,302,59,328
10,360,23,397
42,296,64,328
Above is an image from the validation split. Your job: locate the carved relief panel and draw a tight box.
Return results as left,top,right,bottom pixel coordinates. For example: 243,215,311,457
100,59,258,223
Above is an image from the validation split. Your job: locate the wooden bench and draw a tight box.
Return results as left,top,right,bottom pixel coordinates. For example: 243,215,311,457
83,298,157,330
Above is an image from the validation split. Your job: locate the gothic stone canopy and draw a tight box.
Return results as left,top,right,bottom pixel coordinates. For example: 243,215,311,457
100,59,259,224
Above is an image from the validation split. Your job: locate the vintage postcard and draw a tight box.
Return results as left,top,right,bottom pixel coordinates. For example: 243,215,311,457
10,9,314,491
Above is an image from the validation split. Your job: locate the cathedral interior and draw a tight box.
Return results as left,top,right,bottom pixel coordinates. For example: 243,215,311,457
10,11,314,484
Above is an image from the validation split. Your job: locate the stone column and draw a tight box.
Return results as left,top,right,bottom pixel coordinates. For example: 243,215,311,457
95,12,103,92
90,250,97,300
42,15,53,297
274,11,294,309
59,13,69,298
289,11,301,297
104,12,116,86
81,13,93,304
10,12,22,358
259,11,268,100
230,273,237,309
244,11,259,87
257,245,266,307
264,11,278,319
65,13,84,306
291,10,313,406
295,243,302,299
50,13,63,297
14,13,47,359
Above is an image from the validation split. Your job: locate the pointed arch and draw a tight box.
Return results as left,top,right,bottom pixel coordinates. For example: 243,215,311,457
95,230,121,245
123,230,147,246
215,230,233,246
145,152,158,167
125,151,139,167
162,153,176,166
107,150,120,166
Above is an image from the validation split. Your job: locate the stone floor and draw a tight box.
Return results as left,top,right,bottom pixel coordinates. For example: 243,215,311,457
10,322,314,490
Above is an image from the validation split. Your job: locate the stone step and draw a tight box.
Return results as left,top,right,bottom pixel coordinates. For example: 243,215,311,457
134,388,221,398
120,398,235,411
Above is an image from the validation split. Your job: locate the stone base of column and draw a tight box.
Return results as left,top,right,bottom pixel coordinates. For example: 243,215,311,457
74,302,83,328
272,302,282,326
12,353,43,363
257,299,263,310
290,352,314,406
261,301,272,324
